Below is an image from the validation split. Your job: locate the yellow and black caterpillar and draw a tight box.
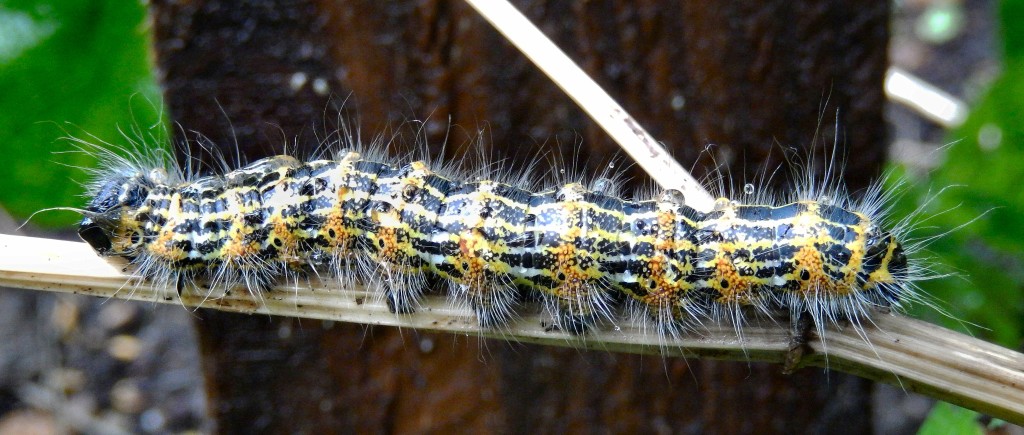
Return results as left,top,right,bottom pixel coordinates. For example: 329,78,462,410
77,147,913,335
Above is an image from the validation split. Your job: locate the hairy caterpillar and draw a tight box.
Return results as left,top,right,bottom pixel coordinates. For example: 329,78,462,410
72,133,924,340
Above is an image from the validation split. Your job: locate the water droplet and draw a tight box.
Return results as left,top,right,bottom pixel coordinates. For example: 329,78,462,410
149,168,169,183
608,162,615,169
593,178,614,194
743,183,755,195
661,189,685,205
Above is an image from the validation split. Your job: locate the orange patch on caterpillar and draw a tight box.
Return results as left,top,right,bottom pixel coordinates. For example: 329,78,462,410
217,217,259,266
371,226,403,262
547,237,603,309
268,215,303,267
711,254,756,304
457,229,489,282
639,256,688,310
321,204,351,249
792,244,842,296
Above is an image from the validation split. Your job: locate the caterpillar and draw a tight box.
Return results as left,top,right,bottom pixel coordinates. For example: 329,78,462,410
72,134,924,340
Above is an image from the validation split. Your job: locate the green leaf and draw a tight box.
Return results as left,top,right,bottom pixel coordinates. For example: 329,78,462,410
0,0,163,228
917,402,984,435
1001,0,1024,61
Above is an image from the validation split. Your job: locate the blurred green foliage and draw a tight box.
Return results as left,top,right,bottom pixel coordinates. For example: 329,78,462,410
912,2,1024,429
0,0,161,228
900,0,1024,350
917,402,987,435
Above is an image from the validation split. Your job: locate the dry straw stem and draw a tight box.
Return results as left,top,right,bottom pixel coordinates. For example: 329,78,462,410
463,0,716,212
0,234,1021,423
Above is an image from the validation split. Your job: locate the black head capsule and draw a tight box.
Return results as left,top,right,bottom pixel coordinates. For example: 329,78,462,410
78,174,152,257
859,229,908,300
886,237,909,280
78,217,112,254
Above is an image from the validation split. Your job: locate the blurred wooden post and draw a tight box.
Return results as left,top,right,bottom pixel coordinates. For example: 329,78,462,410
150,1,889,432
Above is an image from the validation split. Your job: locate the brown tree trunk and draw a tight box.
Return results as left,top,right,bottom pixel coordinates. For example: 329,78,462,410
150,1,889,433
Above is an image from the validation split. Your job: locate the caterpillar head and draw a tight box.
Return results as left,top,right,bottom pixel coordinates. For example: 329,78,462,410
78,173,152,257
860,227,909,302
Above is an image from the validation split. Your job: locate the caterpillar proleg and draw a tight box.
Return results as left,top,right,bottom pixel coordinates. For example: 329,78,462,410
71,130,926,342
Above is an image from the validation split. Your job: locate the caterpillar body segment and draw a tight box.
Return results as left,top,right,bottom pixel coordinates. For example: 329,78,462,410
78,149,910,335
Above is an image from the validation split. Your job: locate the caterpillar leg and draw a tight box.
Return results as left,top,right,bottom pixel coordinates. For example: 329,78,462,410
782,311,814,374
367,261,425,315
543,281,613,335
453,279,519,329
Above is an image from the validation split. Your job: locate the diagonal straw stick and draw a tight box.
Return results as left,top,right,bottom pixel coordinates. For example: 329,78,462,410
462,0,716,212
